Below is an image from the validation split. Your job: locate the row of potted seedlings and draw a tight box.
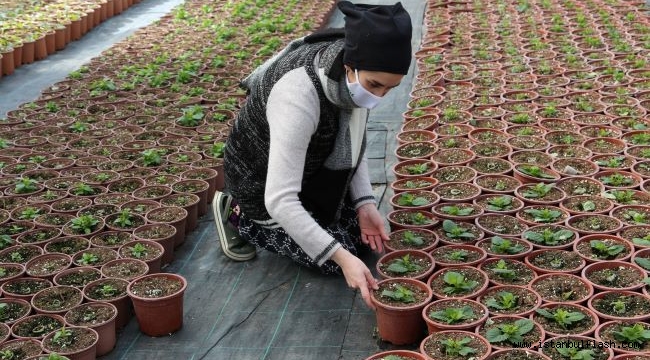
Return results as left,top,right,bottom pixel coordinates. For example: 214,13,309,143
367,0,650,359
0,0,337,358
1,0,143,78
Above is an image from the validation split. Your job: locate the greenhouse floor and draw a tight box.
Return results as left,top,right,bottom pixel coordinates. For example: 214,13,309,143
0,0,426,359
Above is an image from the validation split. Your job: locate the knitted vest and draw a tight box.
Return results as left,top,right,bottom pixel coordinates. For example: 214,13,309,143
225,36,357,225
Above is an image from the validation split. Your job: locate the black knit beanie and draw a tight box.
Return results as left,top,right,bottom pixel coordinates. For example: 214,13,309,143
338,1,412,75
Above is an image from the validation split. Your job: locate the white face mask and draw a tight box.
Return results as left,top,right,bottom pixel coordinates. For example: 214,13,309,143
345,69,382,109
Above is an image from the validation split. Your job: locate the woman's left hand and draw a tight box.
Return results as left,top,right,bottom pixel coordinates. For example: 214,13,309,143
356,203,390,253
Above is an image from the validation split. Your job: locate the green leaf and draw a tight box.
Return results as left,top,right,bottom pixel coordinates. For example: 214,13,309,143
634,257,650,270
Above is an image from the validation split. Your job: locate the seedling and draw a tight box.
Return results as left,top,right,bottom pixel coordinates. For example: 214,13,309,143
611,297,627,314
490,237,525,255
440,337,476,356
485,318,535,344
69,215,100,235
634,257,650,271
14,178,39,194
446,249,469,262
600,173,634,186
613,323,650,346
51,326,73,347
429,306,475,324
486,196,514,211
71,183,95,196
633,234,650,246
0,235,12,250
510,113,533,124
521,183,554,199
141,149,162,167
590,240,625,259
129,243,149,258
404,212,434,226
177,105,205,127
442,220,475,240
0,350,14,360
623,210,648,224
525,228,574,246
630,133,650,145
385,254,423,274
399,231,424,246
18,207,42,220
404,163,430,175
380,284,415,303
523,208,563,223
112,209,134,228
78,253,99,266
518,165,555,179
397,193,430,207
208,142,226,158
494,180,507,191
485,291,519,310
442,271,479,295
535,308,585,329
490,259,516,279
439,205,474,216
603,189,636,204
98,284,118,297
580,201,596,212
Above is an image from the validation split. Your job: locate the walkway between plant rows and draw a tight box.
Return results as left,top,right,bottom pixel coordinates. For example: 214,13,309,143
0,0,427,359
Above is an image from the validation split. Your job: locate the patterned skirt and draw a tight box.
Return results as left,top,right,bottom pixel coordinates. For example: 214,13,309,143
237,204,362,275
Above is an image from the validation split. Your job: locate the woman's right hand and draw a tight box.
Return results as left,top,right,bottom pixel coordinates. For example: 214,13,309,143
331,248,378,310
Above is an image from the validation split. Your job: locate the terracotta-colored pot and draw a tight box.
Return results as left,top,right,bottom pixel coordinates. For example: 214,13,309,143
24,253,72,281
477,285,542,317
486,349,551,360
587,290,650,323
364,350,427,360
118,240,164,274
82,277,131,330
41,325,98,360
0,297,32,325
133,223,176,266
0,339,43,359
595,320,650,355
1,277,52,301
100,258,149,281
427,265,489,300
376,249,435,281
524,249,586,276
531,302,599,338
421,330,491,360
581,261,647,292
429,244,487,268
431,202,485,221
565,214,624,236
391,159,438,179
371,277,432,345
475,237,533,261
64,302,117,356
386,209,439,231
127,273,187,337
389,190,440,211
31,285,83,315
529,273,594,306
52,266,102,290
385,228,439,253
573,234,634,264
475,314,545,351
513,164,562,184
422,298,489,334
10,313,64,340
473,194,525,215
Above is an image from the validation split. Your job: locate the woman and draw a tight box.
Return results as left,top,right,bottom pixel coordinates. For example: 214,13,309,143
213,1,412,309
